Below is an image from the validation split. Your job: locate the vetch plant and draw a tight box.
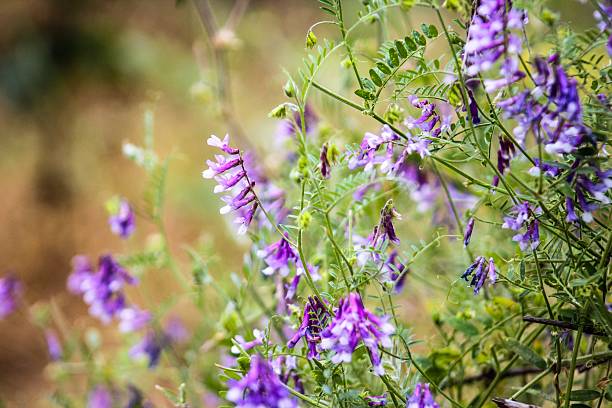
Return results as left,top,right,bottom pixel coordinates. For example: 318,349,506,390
3,1,611,407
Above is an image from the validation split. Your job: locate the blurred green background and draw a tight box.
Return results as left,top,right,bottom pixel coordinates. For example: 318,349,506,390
0,0,597,405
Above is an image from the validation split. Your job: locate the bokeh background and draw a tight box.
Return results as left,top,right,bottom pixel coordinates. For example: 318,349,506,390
0,0,597,406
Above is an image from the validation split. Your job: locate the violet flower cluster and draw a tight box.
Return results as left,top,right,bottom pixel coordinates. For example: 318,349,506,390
407,383,440,408
257,233,321,301
68,255,149,329
463,0,526,92
320,292,394,376
461,256,498,294
226,355,298,408
499,55,590,156
271,355,304,395
202,134,258,235
287,296,329,358
349,97,451,177
565,165,612,223
594,1,612,55
0,274,21,319
502,202,541,250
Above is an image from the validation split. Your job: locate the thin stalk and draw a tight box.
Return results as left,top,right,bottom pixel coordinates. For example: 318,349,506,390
563,325,583,408
435,8,518,204
510,366,553,400
337,0,365,91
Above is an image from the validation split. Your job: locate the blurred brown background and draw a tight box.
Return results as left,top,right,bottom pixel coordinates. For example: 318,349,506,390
0,0,323,404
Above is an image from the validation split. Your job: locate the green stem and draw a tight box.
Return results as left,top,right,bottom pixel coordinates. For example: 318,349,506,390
509,366,554,400
563,325,583,408
337,0,365,91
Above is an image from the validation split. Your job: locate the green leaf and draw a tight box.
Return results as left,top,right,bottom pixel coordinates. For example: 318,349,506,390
376,62,391,75
369,69,383,86
404,36,417,51
355,89,375,100
320,6,336,16
362,77,376,91
569,390,601,401
395,40,408,58
388,48,400,67
412,30,426,46
421,24,438,38
446,317,478,336
505,339,547,369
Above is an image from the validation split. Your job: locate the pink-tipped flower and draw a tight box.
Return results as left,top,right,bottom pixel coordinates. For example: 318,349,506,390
203,134,258,235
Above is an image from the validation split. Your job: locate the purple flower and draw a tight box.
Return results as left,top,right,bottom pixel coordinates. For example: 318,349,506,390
88,385,113,408
528,160,561,178
405,96,450,140
560,329,575,350
226,355,298,408
257,234,299,277
108,199,135,239
398,164,439,213
320,143,331,179
286,263,322,301
118,307,151,333
463,0,525,79
467,90,481,124
68,255,137,324
365,394,387,406
565,196,579,223
499,56,590,156
502,202,541,250
463,217,475,247
370,200,402,247
353,182,381,201
594,2,612,55
45,329,62,361
67,255,94,294
130,318,188,368
276,103,318,140
567,166,612,223
320,292,395,375
0,274,21,319
272,355,304,394
231,329,265,354
382,250,408,293
287,296,329,358
492,136,516,187
407,383,439,408
348,125,398,172
203,134,258,235
461,256,497,294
